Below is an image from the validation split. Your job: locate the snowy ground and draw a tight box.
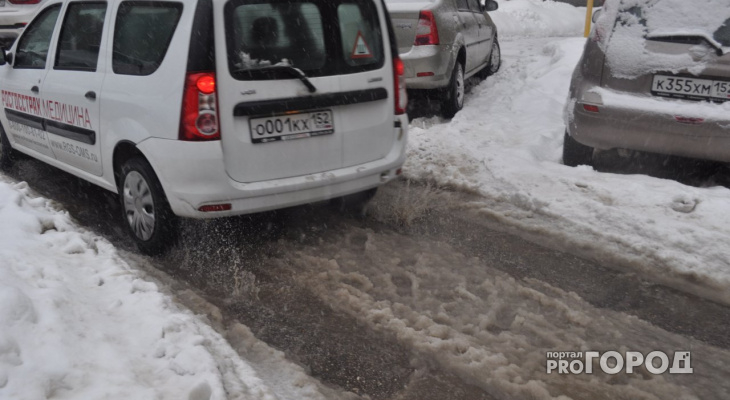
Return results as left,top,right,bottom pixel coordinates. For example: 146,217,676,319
1,1,729,400
405,1,730,305
0,177,348,400
273,222,730,400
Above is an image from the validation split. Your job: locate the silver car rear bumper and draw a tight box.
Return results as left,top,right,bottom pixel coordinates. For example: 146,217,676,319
400,44,455,90
568,85,730,163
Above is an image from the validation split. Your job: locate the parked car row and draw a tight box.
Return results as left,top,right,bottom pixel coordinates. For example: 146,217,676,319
386,0,501,117
3,0,725,255
0,0,502,254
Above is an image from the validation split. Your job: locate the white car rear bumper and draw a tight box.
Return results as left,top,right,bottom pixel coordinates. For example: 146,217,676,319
137,115,408,218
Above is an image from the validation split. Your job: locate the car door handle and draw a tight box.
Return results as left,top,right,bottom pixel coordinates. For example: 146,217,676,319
31,85,39,93
85,91,96,101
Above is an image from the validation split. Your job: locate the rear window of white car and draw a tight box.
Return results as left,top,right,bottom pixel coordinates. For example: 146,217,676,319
224,0,384,80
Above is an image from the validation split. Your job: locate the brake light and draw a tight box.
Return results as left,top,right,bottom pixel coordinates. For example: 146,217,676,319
196,75,215,94
394,57,407,115
591,24,606,43
198,203,232,212
414,10,439,46
8,0,41,4
180,72,220,141
583,104,600,113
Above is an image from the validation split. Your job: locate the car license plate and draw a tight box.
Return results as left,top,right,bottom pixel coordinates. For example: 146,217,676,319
652,75,730,102
249,109,334,144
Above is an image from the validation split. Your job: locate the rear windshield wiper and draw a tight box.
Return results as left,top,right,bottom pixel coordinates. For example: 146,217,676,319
647,34,725,56
238,65,317,93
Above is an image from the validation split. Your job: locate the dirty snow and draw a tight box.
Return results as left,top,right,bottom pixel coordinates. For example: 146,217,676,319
0,178,332,400
404,1,730,304
273,227,730,400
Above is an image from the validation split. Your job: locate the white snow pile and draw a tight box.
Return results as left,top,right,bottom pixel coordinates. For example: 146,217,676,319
489,0,588,38
0,179,274,400
405,20,730,300
597,0,730,78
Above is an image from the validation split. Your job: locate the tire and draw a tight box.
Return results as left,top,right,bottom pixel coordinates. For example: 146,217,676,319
0,125,15,171
562,131,594,167
441,61,465,119
118,157,179,255
330,188,378,217
487,37,501,75
478,37,501,79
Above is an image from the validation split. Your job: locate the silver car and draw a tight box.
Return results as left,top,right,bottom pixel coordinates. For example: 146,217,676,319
564,0,730,167
386,0,500,118
0,0,46,47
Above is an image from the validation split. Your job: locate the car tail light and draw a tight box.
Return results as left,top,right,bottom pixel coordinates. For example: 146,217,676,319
180,72,220,141
198,203,232,212
583,104,600,113
394,57,407,115
8,0,41,4
591,23,607,43
414,10,439,46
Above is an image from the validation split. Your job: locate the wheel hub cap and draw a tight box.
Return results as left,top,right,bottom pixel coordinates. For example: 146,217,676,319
123,171,155,241
490,43,501,72
456,67,464,107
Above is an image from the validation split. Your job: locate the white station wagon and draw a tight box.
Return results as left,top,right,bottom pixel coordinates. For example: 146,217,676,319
0,0,408,254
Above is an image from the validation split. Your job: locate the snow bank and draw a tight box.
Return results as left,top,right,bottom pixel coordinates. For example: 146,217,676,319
404,35,730,303
0,179,275,400
490,0,588,38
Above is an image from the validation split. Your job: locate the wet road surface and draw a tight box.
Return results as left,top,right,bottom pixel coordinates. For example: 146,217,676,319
5,155,730,399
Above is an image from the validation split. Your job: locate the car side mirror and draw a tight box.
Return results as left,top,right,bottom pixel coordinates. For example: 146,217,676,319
592,9,603,23
483,0,498,12
0,48,11,66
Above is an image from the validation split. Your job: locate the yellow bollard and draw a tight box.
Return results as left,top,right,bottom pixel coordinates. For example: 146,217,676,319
584,0,595,37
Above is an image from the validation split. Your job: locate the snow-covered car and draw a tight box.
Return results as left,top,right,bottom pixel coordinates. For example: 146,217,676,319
385,0,500,118
564,0,730,167
0,0,408,255
0,0,47,48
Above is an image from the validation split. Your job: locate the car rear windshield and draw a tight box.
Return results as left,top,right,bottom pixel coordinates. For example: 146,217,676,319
613,0,730,47
224,0,384,80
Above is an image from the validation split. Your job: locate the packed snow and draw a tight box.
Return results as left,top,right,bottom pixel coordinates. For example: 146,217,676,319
274,226,730,400
405,0,730,304
489,0,588,38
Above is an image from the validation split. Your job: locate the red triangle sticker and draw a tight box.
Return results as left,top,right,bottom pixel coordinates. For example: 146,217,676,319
350,31,373,59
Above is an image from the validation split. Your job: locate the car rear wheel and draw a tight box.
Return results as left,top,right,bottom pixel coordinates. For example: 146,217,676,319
0,125,15,171
441,61,465,119
562,131,594,167
478,37,501,79
118,157,179,255
488,38,501,75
